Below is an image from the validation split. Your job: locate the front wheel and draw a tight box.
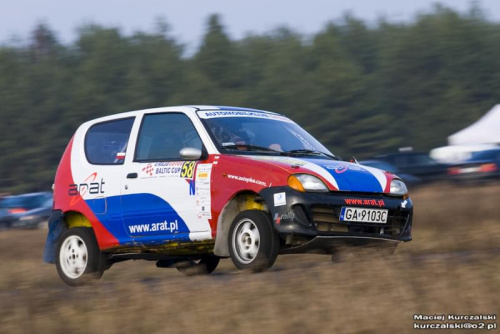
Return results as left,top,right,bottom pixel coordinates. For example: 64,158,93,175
228,210,280,272
56,227,104,286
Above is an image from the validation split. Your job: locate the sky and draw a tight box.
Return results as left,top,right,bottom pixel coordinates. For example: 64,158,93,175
1,0,500,52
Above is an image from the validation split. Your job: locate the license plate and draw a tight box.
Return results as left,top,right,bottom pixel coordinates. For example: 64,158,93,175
340,207,388,224
460,167,480,174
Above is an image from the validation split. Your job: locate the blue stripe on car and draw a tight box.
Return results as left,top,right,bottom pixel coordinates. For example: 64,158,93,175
302,158,384,192
86,193,191,246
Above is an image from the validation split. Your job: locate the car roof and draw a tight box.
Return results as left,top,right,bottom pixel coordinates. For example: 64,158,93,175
83,105,281,125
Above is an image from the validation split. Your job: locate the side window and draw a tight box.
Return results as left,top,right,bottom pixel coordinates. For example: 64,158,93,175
135,113,202,161
85,118,135,165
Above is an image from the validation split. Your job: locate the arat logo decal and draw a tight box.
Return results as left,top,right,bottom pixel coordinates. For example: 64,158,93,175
69,172,105,206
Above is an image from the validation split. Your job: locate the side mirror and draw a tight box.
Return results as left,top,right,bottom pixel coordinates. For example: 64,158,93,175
180,147,202,160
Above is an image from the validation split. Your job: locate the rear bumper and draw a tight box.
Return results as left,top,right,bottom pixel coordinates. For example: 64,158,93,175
43,210,65,263
259,187,413,251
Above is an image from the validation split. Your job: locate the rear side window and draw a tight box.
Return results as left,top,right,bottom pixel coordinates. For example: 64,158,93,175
135,113,202,161
85,118,135,165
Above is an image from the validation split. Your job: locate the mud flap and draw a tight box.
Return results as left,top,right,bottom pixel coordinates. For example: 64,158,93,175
43,210,66,264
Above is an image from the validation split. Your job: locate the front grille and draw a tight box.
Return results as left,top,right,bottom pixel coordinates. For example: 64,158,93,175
310,206,347,232
310,205,409,237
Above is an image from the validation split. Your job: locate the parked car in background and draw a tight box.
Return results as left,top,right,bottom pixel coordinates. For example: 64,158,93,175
448,148,500,183
373,151,448,183
430,144,499,164
360,160,422,188
0,192,52,229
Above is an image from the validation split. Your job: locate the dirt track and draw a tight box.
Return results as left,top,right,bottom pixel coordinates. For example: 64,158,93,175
0,184,499,333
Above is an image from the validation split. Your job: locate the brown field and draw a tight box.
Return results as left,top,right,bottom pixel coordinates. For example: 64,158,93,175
0,184,499,334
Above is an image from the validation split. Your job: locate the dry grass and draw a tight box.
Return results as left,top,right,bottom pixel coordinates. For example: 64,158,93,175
0,184,499,334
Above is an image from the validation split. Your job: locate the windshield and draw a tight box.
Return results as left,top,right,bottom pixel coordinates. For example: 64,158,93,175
198,110,333,157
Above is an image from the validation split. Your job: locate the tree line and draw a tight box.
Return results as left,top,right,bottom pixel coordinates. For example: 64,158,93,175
1,4,499,193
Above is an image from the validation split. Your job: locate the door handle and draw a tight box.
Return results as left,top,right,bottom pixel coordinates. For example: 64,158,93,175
127,173,138,179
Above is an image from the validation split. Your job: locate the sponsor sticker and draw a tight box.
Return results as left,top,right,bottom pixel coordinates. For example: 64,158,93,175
195,164,212,219
274,211,295,224
344,198,385,208
197,110,293,122
274,192,286,207
128,219,179,235
226,174,267,187
142,164,154,177
141,161,196,178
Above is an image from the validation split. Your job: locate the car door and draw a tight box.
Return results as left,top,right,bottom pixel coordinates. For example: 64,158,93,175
78,117,135,244
121,112,213,245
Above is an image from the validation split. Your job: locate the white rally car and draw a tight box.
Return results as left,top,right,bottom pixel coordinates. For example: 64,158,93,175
43,106,413,285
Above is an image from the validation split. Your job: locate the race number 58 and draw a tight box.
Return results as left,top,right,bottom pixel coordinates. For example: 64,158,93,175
181,161,196,179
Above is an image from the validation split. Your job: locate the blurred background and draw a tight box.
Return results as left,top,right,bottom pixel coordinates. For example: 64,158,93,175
0,1,499,333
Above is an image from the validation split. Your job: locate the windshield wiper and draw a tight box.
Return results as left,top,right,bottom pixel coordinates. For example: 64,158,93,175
222,144,283,153
284,149,339,160
221,145,339,160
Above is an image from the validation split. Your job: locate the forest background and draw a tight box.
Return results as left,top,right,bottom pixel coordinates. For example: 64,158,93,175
1,4,498,193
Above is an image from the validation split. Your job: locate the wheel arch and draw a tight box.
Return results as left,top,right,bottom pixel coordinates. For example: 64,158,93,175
43,210,95,264
213,191,269,257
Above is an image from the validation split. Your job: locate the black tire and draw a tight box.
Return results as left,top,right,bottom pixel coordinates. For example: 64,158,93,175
175,255,220,276
228,210,280,272
56,227,104,286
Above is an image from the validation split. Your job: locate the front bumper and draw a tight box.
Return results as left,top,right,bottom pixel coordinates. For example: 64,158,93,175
259,187,413,252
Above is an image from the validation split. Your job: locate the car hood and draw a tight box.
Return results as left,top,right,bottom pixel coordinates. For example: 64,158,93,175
245,155,392,193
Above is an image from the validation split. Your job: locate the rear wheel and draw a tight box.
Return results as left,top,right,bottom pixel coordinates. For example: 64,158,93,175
228,210,280,272
56,227,104,286
175,255,220,276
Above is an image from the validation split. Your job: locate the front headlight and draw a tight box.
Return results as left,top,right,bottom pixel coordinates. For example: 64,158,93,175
288,174,329,192
390,179,408,196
